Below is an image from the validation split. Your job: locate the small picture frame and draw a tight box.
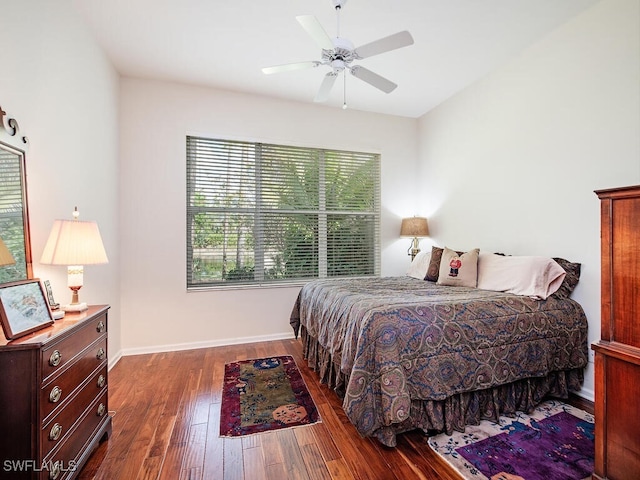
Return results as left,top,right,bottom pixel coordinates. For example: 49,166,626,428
0,279,54,340
43,279,59,310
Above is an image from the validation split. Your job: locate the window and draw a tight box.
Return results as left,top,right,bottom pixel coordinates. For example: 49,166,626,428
186,136,380,287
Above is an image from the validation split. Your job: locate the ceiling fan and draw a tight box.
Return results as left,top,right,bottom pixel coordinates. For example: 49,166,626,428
262,0,414,108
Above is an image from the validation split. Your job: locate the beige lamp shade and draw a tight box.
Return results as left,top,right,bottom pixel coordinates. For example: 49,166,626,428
40,210,107,311
400,217,429,237
0,237,15,266
40,219,108,266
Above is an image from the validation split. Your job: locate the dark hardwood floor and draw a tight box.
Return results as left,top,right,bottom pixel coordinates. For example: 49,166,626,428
77,338,593,480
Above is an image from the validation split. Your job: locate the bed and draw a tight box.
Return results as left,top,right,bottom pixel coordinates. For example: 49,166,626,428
289,250,588,447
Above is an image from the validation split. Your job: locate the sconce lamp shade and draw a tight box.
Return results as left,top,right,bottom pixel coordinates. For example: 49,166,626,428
40,219,108,266
400,217,429,238
0,237,15,266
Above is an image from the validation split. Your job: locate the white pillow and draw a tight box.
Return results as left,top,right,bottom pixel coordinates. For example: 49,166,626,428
477,253,566,299
406,250,431,280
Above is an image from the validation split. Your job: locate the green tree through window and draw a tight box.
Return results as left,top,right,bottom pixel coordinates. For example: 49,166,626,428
186,137,380,287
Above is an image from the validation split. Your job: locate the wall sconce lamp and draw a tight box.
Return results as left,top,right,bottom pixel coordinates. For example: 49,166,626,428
40,207,108,312
0,236,16,267
400,216,429,261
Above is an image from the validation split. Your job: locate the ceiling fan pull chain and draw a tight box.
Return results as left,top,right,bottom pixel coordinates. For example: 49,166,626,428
343,71,347,109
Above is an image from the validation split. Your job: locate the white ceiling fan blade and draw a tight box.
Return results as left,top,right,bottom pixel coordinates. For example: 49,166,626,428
314,72,338,102
350,66,397,93
262,61,320,75
296,15,334,51
354,31,414,59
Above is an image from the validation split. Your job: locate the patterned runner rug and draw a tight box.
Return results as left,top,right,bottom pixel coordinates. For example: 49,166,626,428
220,355,320,437
427,400,594,480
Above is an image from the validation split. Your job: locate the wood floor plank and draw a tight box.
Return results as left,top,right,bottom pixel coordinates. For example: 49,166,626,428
275,428,311,479
180,422,207,478
202,402,224,479
261,431,285,466
265,462,289,480
191,350,214,425
299,443,333,480
137,455,163,480
243,444,267,480
222,438,244,480
147,413,176,459
293,424,317,446
314,402,382,480
309,421,342,461
325,458,356,480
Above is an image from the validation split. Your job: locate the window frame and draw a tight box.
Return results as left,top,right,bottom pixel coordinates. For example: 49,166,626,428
186,136,381,289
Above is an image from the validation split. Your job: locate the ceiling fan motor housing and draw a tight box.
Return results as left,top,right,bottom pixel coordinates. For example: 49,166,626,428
322,37,355,71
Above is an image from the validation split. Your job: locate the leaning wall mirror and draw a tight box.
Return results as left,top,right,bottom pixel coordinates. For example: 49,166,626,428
0,106,33,283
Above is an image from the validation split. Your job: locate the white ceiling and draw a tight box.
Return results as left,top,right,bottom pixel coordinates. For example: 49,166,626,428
73,0,599,118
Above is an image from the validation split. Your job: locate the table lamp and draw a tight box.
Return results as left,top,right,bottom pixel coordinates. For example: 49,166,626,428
400,216,429,261
40,207,108,312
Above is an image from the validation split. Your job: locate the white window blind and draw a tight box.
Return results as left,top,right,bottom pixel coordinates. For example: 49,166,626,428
186,136,380,287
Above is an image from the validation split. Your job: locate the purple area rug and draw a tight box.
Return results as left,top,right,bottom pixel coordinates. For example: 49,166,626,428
428,400,594,480
220,356,320,437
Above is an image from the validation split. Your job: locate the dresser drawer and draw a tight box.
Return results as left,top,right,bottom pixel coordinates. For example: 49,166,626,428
41,392,109,480
41,313,107,382
41,370,108,458
41,352,107,423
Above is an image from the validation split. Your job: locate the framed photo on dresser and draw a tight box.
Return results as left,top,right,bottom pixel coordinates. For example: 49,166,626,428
0,279,54,340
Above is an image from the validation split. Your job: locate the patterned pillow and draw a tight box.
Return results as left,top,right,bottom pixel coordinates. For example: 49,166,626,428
437,247,480,287
425,246,464,282
550,257,581,299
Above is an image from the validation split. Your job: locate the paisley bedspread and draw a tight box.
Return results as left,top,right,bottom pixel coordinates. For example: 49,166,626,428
290,276,588,446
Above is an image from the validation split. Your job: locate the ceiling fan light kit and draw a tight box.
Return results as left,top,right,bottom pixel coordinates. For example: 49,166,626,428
262,0,413,108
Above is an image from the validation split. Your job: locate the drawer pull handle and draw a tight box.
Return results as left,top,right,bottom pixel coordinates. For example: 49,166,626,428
96,348,105,361
97,403,106,417
49,461,61,480
49,423,63,441
49,350,62,367
97,320,105,333
49,386,62,403
97,374,106,389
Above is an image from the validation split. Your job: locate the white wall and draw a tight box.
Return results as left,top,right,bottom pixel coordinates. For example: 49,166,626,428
417,0,640,400
0,1,121,357
118,79,417,353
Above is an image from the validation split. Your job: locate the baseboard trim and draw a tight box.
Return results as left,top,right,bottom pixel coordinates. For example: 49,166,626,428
567,390,595,415
113,331,297,361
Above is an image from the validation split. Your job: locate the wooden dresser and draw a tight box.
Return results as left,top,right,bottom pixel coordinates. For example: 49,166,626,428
0,305,111,480
593,186,640,479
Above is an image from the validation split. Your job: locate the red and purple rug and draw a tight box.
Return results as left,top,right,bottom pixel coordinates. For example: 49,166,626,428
220,355,320,437
428,400,594,480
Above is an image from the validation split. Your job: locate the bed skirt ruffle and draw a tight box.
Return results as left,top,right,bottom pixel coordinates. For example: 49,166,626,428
301,325,585,447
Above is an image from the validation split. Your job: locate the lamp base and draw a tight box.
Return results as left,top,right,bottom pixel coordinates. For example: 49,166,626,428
62,302,88,312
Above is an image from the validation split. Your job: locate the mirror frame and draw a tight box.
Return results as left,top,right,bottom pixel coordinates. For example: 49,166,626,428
0,105,33,281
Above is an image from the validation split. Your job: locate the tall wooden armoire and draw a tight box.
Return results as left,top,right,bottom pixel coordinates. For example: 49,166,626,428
593,185,640,479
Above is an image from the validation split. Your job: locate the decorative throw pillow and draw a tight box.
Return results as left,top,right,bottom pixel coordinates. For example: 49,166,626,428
425,246,464,282
437,247,480,287
406,250,432,280
550,257,581,299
